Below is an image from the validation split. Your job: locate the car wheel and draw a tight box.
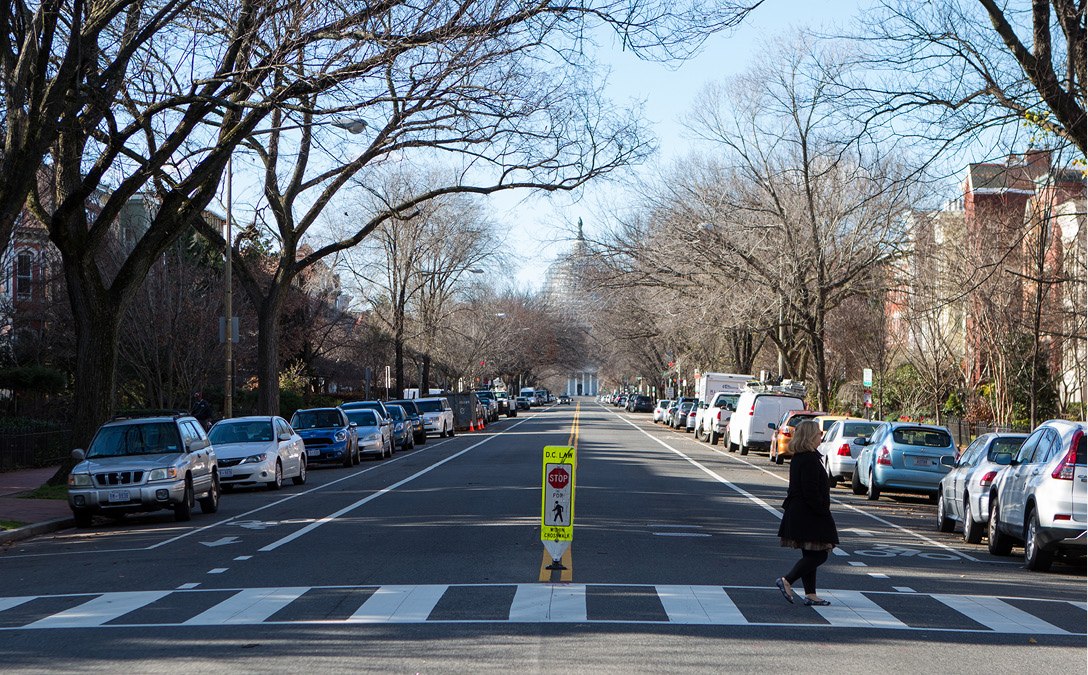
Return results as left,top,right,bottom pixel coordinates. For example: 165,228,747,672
268,461,283,490
449,425,456,437
851,469,865,495
1024,510,1055,572
775,451,785,465
987,499,1014,556
174,478,194,522
199,473,221,513
343,445,354,468
72,509,94,528
293,458,308,485
936,492,954,532
866,469,880,501
353,443,361,465
710,430,719,445
417,432,427,445
962,499,982,544
727,439,737,453
739,442,749,456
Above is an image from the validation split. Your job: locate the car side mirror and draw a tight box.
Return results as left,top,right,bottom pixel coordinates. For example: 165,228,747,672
72,449,86,461
768,423,777,430
939,456,955,467
853,437,868,446
994,454,1012,466
278,432,292,441
188,439,207,452
349,422,358,428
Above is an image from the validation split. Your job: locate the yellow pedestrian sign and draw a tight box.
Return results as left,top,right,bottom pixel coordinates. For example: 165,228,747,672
541,445,576,564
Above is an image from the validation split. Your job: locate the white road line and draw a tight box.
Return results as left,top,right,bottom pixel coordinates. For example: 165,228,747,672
868,573,890,579
932,594,1070,634
176,583,200,590
0,596,34,612
893,587,916,593
813,590,908,629
848,561,868,567
348,585,447,623
207,568,228,574
184,587,309,625
508,585,553,622
26,591,171,628
548,585,588,621
656,585,748,625
258,416,537,553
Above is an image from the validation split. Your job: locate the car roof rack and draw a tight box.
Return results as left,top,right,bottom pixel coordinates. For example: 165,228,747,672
109,409,189,421
743,380,807,396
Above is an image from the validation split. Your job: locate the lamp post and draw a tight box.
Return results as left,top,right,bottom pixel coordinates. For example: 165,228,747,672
222,116,367,419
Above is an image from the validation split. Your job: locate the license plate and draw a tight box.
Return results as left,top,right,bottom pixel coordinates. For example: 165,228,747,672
219,468,233,478
308,449,320,457
912,456,935,467
108,490,130,503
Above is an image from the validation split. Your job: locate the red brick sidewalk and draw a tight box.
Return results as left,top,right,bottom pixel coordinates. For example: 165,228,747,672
0,466,71,527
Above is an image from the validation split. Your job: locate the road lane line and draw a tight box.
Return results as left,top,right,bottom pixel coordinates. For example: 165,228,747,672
548,584,587,621
656,585,748,625
347,585,447,623
258,416,539,553
26,591,171,628
0,596,34,612
932,594,1070,634
183,587,309,625
812,590,908,629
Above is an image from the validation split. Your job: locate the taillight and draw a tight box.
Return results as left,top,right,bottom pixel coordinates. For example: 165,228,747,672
748,403,755,416
979,470,998,487
837,444,851,457
876,447,892,465
782,429,792,437
715,410,721,421
1052,429,1082,480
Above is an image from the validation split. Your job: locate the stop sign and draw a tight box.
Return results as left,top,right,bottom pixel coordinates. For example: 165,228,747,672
548,467,569,489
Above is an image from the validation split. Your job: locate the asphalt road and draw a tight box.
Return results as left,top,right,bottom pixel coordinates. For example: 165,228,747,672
0,400,1084,673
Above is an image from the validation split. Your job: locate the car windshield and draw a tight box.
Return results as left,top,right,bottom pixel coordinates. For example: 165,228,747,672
415,400,444,413
293,410,343,429
86,422,182,458
477,392,494,401
893,427,953,448
209,420,273,444
843,422,878,438
680,402,693,411
386,406,404,421
387,400,418,415
345,410,379,427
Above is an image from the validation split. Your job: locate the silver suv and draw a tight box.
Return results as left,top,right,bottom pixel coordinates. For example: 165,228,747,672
987,419,1087,571
67,413,221,527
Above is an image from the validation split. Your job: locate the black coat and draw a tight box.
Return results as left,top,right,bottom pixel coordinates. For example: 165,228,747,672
777,451,838,546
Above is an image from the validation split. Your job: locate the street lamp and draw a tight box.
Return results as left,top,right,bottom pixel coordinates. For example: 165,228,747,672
222,116,368,419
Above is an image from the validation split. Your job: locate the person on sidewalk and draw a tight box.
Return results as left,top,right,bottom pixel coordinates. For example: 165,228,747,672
775,419,838,606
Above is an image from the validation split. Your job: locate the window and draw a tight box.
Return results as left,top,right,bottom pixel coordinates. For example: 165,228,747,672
1015,432,1041,464
1033,430,1061,464
15,251,32,299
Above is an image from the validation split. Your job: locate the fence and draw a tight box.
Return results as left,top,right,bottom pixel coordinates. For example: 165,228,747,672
942,418,1030,450
0,427,73,472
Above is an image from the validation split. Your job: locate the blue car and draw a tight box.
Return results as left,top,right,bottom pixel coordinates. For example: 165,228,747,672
289,407,358,467
853,422,956,502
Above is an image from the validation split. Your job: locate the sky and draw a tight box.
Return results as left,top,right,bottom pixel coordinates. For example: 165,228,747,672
497,0,867,291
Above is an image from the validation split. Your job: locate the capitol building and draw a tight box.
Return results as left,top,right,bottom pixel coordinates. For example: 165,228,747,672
543,220,600,397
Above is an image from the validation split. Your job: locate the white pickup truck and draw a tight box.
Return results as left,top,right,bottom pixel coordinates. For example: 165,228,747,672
693,373,751,445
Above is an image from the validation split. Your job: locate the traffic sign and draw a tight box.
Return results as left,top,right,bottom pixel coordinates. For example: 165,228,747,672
863,368,873,387
541,445,576,562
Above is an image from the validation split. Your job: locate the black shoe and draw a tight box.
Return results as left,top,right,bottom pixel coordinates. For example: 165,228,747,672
803,598,830,606
775,578,794,604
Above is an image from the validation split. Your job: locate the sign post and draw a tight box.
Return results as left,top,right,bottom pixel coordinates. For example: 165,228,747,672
541,445,576,569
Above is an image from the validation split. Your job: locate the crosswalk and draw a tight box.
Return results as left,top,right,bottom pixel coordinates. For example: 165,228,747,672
0,584,1082,634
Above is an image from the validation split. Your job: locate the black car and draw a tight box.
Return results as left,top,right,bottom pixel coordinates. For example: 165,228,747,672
629,394,655,413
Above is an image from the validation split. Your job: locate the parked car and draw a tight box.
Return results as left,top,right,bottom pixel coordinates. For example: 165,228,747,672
671,401,694,429
386,399,428,445
986,420,1087,571
516,396,531,410
653,400,673,424
935,432,1028,543
474,390,500,422
695,392,740,445
665,402,679,427
852,422,956,502
341,400,393,426
67,413,220,527
415,396,456,437
727,387,806,456
628,394,654,413
384,404,416,451
559,394,572,404
685,406,697,432
615,395,627,408
494,391,517,417
344,408,394,459
209,416,307,491
817,418,880,487
290,407,359,467
770,410,829,465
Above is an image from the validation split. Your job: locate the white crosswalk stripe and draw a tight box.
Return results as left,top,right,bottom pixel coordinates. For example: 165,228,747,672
0,585,1080,634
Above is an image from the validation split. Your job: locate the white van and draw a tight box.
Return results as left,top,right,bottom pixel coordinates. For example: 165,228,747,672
727,389,805,456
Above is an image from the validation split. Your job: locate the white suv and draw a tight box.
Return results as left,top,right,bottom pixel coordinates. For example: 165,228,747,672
695,392,739,445
67,413,220,527
987,419,1087,571
415,397,456,437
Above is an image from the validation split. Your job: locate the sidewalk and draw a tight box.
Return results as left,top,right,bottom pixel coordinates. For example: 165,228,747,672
0,465,73,544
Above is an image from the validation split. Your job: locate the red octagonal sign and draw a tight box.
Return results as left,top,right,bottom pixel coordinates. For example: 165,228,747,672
547,467,570,489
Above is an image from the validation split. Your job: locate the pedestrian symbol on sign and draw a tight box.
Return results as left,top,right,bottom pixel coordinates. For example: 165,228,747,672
552,500,565,524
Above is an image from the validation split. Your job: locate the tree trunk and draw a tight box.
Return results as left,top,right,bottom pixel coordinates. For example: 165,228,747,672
255,294,286,416
394,334,405,398
422,354,431,394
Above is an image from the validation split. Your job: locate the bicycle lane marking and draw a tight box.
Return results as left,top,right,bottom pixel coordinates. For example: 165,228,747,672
257,413,544,552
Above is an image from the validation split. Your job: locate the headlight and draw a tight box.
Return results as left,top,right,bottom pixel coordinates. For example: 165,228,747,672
68,473,92,487
395,423,404,431
364,433,380,442
242,453,268,464
335,430,347,442
148,467,179,481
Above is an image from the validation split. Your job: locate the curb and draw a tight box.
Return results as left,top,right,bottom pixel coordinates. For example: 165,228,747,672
0,517,73,545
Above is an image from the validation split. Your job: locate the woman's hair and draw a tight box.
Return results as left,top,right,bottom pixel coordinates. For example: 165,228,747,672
788,419,822,454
